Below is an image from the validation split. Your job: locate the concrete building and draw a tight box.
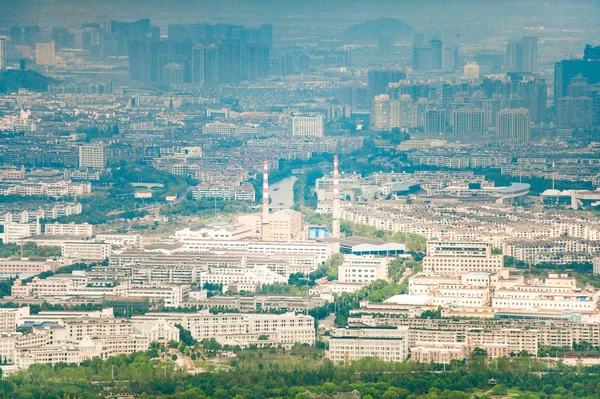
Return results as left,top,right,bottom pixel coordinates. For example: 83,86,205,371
44,222,93,237
35,41,56,66
496,108,530,143
131,311,315,347
292,115,324,137
328,326,409,363
338,255,389,283
423,241,504,274
0,222,41,244
61,241,112,261
79,143,105,169
411,341,467,364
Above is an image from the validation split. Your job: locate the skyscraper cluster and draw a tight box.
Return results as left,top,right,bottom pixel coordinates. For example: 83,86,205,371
128,22,274,86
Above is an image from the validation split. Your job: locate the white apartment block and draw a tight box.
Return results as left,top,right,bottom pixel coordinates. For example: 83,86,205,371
45,222,93,237
132,311,315,347
423,241,504,274
96,234,141,248
0,222,41,244
198,265,287,292
0,308,30,333
328,326,409,363
292,115,324,137
114,284,190,308
338,255,389,284
179,239,338,264
79,143,106,169
62,241,112,260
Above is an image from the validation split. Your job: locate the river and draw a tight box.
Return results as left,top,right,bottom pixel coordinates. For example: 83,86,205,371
269,176,297,210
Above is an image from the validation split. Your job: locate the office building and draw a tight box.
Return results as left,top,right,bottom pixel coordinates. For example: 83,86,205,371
557,96,594,131
496,108,530,143
463,61,480,80
423,241,504,274
79,144,105,169
35,42,56,66
292,115,324,137
554,45,600,102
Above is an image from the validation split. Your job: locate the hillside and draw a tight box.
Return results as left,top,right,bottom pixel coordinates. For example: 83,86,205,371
340,17,415,43
0,69,58,93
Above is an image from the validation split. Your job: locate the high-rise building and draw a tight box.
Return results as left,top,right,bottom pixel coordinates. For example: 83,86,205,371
517,76,547,123
79,144,106,170
245,44,270,81
218,39,241,85
496,108,530,143
371,94,401,131
35,42,56,66
557,96,594,131
259,24,273,47
442,46,455,72
463,61,480,80
368,69,406,97
429,38,443,70
292,115,324,137
519,36,537,73
554,45,600,103
163,63,185,87
0,37,5,70
425,109,446,136
202,45,220,86
452,109,485,140
51,27,75,51
505,36,537,73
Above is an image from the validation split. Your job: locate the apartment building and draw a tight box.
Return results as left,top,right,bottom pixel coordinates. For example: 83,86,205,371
44,222,93,237
62,241,112,260
0,308,30,333
0,222,41,244
423,241,504,274
328,326,409,363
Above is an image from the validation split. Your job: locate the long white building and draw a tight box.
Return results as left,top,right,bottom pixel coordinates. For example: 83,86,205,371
328,326,409,363
423,241,504,274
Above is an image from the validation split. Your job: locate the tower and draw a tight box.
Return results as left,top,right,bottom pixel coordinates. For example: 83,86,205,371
262,160,270,241
332,156,341,239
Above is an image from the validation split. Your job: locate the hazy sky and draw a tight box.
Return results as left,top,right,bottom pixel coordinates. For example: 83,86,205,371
1,0,599,44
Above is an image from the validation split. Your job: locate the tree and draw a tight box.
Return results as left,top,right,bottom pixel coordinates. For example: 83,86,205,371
491,384,508,396
175,324,197,347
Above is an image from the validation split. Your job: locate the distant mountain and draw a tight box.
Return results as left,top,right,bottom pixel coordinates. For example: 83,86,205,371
340,17,415,43
0,69,58,93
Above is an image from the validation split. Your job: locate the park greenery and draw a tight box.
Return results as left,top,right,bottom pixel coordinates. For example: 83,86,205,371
0,347,599,398
0,243,61,259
